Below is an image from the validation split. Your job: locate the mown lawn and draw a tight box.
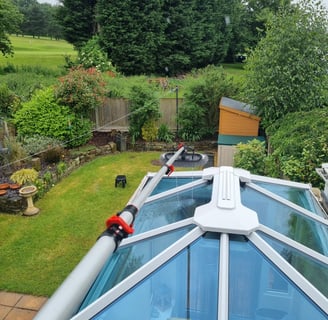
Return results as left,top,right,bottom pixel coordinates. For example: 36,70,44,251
0,152,163,296
0,35,77,70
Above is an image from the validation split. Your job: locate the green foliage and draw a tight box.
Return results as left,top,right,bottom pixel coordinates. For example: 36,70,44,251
13,87,92,148
0,0,23,56
57,0,97,49
142,120,158,143
128,84,160,141
0,69,59,102
10,168,39,185
78,36,116,73
55,66,106,117
1,135,27,167
243,0,328,128
96,0,237,75
267,108,328,185
0,84,20,118
22,135,63,157
180,65,238,138
157,124,174,143
178,103,205,142
233,139,267,175
56,161,67,177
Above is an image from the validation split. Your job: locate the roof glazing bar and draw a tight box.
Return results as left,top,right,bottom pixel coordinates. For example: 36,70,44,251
145,179,209,203
218,233,229,320
249,232,328,314
248,183,328,226
71,226,204,320
119,218,195,247
258,225,328,265
250,174,311,189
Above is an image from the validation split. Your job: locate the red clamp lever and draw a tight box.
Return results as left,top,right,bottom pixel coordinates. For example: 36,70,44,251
106,215,134,235
165,164,174,176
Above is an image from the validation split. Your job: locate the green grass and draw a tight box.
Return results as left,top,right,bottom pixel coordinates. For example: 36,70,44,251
0,152,163,296
0,35,77,71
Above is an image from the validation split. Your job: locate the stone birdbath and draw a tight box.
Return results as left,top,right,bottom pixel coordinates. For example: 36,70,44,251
19,185,40,216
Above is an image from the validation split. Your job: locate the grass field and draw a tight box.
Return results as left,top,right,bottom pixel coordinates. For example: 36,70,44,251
0,152,163,296
0,35,77,70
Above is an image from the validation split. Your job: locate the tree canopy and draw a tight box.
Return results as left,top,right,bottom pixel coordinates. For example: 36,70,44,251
0,0,23,56
243,0,328,128
53,0,293,75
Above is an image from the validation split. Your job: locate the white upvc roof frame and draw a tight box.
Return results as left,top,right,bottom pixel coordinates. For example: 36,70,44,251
71,226,204,320
249,232,328,314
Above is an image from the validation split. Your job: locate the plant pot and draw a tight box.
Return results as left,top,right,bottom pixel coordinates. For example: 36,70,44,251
19,185,39,216
0,190,7,196
10,183,21,190
0,183,10,190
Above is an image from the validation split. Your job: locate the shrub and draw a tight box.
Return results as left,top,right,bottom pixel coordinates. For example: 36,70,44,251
157,124,174,143
78,36,117,73
55,66,107,117
181,65,238,138
178,103,206,142
267,109,328,185
233,139,267,175
128,84,160,142
142,120,158,143
2,135,27,167
0,84,20,118
10,168,39,186
22,135,63,157
13,87,92,148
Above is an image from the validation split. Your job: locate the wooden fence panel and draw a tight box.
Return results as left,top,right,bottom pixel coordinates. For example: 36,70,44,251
92,98,184,132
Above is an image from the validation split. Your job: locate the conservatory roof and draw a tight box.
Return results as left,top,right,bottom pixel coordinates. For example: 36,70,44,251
65,166,328,320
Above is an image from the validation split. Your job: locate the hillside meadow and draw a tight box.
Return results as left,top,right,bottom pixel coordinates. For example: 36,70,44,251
0,35,77,71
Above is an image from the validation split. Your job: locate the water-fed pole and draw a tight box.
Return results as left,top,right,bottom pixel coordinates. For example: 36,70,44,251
34,144,185,320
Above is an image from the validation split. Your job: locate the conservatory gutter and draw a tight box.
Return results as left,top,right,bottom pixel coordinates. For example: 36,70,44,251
35,145,186,320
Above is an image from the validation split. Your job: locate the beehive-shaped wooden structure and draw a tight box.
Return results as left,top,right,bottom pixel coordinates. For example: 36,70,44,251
217,97,263,166
218,97,260,136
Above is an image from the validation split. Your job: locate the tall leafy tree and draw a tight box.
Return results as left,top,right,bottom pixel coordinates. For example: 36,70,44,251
243,0,328,129
242,0,292,49
97,0,164,75
156,0,194,75
57,0,97,49
0,0,23,56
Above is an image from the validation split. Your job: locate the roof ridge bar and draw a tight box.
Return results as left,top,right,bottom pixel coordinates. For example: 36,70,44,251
218,233,229,320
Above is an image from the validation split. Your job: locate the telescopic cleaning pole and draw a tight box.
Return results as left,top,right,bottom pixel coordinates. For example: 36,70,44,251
34,144,185,320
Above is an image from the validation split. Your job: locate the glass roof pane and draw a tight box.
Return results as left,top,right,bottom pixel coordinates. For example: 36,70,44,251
150,176,202,196
78,225,195,312
91,233,220,320
253,182,327,217
229,239,328,320
259,231,328,298
241,186,328,255
133,183,212,234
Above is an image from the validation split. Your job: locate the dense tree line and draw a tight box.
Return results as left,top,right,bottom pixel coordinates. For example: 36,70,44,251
57,0,292,75
13,0,62,39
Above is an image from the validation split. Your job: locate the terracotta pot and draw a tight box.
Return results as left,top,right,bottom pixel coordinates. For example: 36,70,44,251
9,184,21,190
0,190,7,196
0,183,10,190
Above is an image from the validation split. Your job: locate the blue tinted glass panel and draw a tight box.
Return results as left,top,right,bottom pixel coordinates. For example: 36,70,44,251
133,183,212,234
241,187,328,255
92,233,220,320
150,177,202,195
253,182,326,217
259,231,328,298
79,226,194,311
229,239,328,320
